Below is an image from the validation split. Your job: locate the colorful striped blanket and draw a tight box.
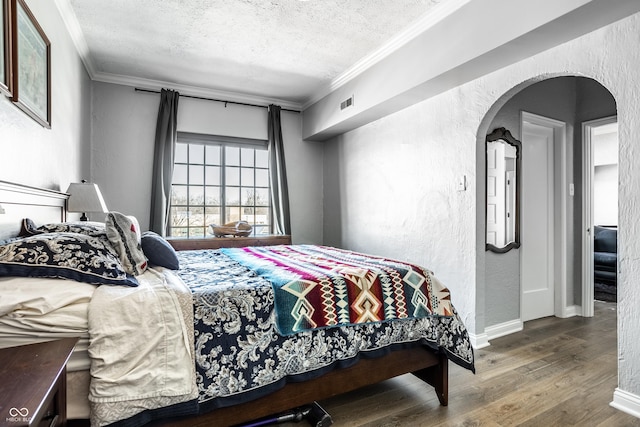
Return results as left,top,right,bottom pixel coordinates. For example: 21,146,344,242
220,245,453,335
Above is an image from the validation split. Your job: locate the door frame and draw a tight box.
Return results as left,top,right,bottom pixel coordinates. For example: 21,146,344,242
520,111,568,319
581,115,618,317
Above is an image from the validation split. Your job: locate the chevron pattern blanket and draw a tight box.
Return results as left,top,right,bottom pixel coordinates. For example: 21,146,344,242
220,245,453,335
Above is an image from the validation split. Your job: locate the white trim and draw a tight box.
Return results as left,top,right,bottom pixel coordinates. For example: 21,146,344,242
582,120,594,317
486,319,523,341
611,388,640,419
92,71,303,111
303,0,471,108
468,332,490,350
560,305,581,318
53,0,96,78
521,111,568,320
471,319,524,349
581,116,617,318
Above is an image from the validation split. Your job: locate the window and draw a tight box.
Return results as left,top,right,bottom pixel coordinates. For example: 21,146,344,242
169,133,271,238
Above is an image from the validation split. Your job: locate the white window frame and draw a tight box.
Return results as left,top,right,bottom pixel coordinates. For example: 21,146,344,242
169,132,271,238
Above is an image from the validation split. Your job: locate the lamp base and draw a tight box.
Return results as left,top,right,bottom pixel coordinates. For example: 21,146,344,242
80,213,88,221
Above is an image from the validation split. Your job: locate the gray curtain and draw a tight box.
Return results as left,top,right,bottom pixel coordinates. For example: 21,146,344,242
267,104,291,235
150,89,179,236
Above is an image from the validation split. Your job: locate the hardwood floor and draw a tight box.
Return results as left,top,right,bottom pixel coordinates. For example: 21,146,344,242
284,301,640,426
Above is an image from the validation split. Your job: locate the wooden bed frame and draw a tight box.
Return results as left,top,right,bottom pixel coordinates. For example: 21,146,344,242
0,180,67,239
161,237,449,427
155,346,447,427
0,180,449,427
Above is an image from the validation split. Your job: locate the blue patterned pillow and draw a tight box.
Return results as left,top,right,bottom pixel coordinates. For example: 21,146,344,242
0,233,138,287
21,218,106,237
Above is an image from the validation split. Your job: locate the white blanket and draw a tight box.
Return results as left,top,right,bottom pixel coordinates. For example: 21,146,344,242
87,268,197,426
0,276,96,371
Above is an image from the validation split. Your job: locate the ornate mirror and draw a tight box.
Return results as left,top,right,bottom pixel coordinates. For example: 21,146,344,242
486,127,521,253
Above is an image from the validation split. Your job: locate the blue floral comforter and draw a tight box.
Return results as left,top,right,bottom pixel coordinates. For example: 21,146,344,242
175,247,475,414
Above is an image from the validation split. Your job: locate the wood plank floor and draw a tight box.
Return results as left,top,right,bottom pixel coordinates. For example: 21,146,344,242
283,301,640,427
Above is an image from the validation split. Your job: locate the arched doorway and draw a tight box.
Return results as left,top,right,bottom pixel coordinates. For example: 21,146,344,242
478,75,617,339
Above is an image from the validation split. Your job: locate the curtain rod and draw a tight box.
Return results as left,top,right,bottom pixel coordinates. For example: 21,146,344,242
134,88,301,113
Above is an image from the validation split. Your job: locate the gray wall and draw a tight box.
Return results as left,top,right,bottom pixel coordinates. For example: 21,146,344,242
0,0,91,193
90,82,324,244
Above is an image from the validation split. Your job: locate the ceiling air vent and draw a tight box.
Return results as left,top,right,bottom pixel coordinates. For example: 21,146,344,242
340,95,354,110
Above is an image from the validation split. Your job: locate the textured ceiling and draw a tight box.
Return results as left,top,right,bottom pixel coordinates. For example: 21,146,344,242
67,0,446,106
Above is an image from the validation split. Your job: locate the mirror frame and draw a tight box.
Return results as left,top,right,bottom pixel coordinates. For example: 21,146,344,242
485,127,521,253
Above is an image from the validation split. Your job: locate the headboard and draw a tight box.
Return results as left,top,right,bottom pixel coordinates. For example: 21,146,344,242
0,181,68,240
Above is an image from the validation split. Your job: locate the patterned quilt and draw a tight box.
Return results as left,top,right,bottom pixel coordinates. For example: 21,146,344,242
220,245,453,335
176,246,475,413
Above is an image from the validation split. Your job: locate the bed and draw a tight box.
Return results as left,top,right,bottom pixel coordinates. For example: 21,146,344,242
0,180,474,427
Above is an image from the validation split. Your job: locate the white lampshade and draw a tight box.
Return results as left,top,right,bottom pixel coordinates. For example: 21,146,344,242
66,181,108,221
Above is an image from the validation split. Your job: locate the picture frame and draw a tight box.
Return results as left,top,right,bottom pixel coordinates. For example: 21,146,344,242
10,0,50,128
0,0,11,97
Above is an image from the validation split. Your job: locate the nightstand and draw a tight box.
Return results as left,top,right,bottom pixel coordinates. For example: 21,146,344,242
0,338,78,427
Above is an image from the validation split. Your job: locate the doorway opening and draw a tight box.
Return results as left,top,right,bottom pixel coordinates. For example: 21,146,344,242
480,76,618,341
582,117,618,317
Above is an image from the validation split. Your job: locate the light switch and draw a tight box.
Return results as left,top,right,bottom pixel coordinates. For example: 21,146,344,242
457,175,467,191
569,183,574,196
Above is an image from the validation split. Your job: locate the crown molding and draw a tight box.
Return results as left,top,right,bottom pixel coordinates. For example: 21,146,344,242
54,0,96,78
302,0,471,109
92,71,303,111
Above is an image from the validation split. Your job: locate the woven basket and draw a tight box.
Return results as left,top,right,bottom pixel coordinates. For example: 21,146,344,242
210,221,252,237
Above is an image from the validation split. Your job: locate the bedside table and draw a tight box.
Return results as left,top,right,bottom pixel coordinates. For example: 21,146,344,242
0,338,78,427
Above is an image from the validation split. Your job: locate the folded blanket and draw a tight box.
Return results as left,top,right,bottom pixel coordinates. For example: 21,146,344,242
87,268,198,426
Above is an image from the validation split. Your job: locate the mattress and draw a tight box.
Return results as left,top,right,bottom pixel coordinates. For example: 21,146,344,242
0,275,96,419
0,275,95,371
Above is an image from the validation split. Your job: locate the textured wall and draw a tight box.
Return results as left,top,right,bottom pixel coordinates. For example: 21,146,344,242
323,94,478,329
0,0,91,193
323,12,640,399
90,82,324,244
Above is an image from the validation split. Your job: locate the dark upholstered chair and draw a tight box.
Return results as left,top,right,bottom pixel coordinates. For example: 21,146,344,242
594,226,617,286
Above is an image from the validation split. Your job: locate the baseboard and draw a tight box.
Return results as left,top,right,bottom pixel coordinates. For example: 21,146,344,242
470,319,523,349
468,332,490,350
611,388,640,419
486,319,523,341
561,305,581,318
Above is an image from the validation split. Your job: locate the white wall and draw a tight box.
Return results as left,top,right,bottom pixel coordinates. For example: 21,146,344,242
323,98,477,330
0,0,91,193
594,165,618,225
323,11,640,403
594,130,618,226
91,82,324,244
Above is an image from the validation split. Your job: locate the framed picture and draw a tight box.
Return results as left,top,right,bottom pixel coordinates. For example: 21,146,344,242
0,0,11,97
11,0,50,127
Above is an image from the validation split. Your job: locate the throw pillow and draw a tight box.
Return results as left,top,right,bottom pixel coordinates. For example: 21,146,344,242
141,231,180,270
105,212,148,276
0,233,138,287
